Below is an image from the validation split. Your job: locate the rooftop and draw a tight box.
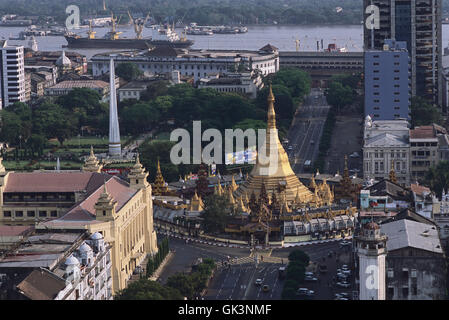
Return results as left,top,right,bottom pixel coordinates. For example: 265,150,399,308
16,268,66,300
380,219,443,254
3,171,112,193
47,80,108,90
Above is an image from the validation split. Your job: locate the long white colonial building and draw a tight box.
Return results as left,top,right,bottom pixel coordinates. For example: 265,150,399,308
91,44,279,82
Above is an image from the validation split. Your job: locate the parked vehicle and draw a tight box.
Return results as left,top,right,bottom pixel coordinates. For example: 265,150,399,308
278,267,286,279
304,275,318,282
336,281,351,288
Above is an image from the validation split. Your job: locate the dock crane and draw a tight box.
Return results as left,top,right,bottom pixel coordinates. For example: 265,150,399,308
295,39,300,52
128,11,150,39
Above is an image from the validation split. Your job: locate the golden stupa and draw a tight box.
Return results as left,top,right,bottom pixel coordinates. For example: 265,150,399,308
234,85,313,204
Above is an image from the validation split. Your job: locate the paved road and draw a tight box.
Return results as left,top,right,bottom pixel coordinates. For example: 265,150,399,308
287,88,330,173
201,239,356,300
157,236,251,284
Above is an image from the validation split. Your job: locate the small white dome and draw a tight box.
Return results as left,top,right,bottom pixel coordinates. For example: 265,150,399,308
65,255,80,266
91,232,103,240
56,50,71,67
79,243,92,253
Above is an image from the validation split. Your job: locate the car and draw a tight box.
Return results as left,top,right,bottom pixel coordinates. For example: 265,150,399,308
342,269,351,275
306,290,315,296
341,265,350,270
349,152,360,158
340,241,351,247
337,293,351,299
287,146,293,151
336,281,351,288
337,272,347,278
305,272,315,277
310,140,315,145
255,278,263,286
263,285,270,292
296,288,309,296
304,275,318,282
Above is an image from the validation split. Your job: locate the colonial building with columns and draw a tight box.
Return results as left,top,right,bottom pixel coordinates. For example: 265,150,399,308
0,153,158,294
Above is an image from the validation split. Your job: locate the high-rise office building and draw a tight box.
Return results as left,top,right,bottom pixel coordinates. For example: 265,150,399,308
0,40,26,109
365,39,411,120
363,0,442,107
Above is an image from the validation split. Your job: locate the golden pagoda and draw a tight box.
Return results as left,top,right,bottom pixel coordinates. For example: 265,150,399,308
234,85,313,204
188,191,204,212
230,175,238,192
389,160,397,183
235,195,248,213
309,175,317,191
152,159,169,196
82,146,102,173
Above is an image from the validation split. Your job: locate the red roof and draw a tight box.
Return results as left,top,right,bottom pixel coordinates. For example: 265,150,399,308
410,183,430,196
0,225,33,237
410,126,436,139
61,176,137,220
4,172,110,193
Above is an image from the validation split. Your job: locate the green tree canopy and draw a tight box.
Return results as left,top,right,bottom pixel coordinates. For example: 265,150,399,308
166,273,195,299
288,250,310,266
425,161,449,196
325,81,354,112
115,62,144,82
201,194,233,233
115,279,183,300
411,96,443,127
266,68,311,100
256,84,294,119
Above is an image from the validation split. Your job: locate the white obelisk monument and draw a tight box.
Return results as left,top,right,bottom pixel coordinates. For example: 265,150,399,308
108,56,121,157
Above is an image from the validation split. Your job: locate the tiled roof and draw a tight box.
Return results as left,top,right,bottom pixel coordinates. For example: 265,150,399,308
17,268,66,300
410,183,430,196
0,225,33,237
61,176,136,220
410,126,436,139
4,171,111,193
48,80,108,90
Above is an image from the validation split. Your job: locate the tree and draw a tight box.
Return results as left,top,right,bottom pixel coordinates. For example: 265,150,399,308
201,194,233,233
115,62,143,82
325,81,354,113
288,250,310,266
141,81,170,101
411,96,443,127
166,273,195,298
120,102,160,135
266,68,311,100
286,261,306,283
425,161,449,196
0,110,23,145
115,279,183,300
256,84,294,120
33,102,78,146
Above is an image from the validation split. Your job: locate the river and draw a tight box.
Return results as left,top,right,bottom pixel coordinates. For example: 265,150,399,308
1,24,449,60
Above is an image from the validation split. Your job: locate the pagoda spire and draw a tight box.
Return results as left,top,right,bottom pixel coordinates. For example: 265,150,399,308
267,84,276,129
152,158,168,196
389,160,397,183
82,146,102,173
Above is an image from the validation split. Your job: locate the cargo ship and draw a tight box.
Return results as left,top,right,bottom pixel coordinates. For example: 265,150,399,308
64,13,194,49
